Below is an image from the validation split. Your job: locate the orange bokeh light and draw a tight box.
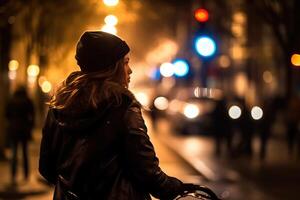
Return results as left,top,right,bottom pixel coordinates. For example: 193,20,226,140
195,8,209,22
291,54,300,67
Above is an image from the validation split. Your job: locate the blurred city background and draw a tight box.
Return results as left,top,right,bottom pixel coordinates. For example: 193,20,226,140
0,0,300,199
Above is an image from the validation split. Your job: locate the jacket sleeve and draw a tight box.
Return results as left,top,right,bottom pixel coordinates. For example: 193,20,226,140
122,101,183,199
38,109,58,184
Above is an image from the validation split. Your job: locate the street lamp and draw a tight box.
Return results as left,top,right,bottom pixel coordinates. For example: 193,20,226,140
8,60,19,71
27,64,40,85
27,64,40,77
291,53,300,67
104,15,118,26
103,0,119,7
101,24,117,35
8,60,19,80
41,80,52,93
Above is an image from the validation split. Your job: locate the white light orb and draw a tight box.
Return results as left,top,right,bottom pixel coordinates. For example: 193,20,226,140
104,15,118,26
228,105,242,119
160,62,174,77
184,104,200,119
154,96,169,110
103,0,119,7
251,106,263,120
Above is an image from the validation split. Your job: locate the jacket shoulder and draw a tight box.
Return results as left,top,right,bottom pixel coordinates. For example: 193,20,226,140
123,97,147,134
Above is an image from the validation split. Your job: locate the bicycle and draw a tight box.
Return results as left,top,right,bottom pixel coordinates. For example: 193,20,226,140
174,185,221,200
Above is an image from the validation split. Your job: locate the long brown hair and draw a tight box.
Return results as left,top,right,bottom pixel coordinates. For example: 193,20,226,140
49,58,134,111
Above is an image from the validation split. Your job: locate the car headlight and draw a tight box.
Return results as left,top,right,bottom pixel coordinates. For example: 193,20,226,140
228,105,241,119
183,103,200,119
251,106,263,120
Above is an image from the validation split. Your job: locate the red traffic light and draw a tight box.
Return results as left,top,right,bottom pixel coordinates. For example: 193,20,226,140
194,8,209,22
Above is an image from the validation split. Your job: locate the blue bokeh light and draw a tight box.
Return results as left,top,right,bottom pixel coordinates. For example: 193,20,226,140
172,59,189,77
150,67,161,80
195,36,216,57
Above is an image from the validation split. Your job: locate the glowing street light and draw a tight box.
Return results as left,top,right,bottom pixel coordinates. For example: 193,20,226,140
27,64,40,77
104,15,118,26
41,81,52,93
103,0,119,7
101,24,117,35
8,60,19,71
291,54,300,67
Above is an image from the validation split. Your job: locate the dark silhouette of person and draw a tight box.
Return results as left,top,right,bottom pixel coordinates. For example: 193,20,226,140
238,103,254,157
285,95,300,157
5,85,35,184
148,96,161,131
258,97,278,160
39,31,198,200
212,97,233,157
229,97,254,158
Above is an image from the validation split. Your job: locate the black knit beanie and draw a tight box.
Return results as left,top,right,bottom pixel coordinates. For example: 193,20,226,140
75,31,130,73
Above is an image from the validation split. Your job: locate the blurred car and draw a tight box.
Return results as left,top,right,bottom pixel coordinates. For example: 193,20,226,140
163,87,221,135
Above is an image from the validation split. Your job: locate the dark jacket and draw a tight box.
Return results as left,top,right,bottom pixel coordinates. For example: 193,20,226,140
39,96,182,200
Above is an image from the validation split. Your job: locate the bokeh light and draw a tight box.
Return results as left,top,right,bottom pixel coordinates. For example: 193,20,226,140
228,105,241,119
101,24,117,35
172,59,189,77
195,36,216,57
218,55,231,68
154,96,169,110
183,104,200,119
103,0,119,7
38,76,47,87
104,15,118,26
160,62,174,77
194,8,209,22
135,92,149,107
251,106,263,120
194,87,201,97
291,54,300,66
263,70,273,83
8,60,19,71
8,71,17,80
41,81,52,93
27,64,40,77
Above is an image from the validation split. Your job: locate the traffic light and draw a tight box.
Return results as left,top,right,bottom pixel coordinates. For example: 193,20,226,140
195,35,216,57
193,7,217,58
194,8,209,23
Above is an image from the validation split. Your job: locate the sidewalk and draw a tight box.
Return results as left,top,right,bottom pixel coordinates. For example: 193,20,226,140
156,119,300,200
0,129,53,200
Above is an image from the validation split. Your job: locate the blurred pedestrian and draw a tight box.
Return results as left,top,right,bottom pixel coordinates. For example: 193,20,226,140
39,31,197,200
285,95,300,157
5,85,35,185
230,97,254,157
212,97,233,157
149,96,161,131
238,103,254,157
258,97,277,160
